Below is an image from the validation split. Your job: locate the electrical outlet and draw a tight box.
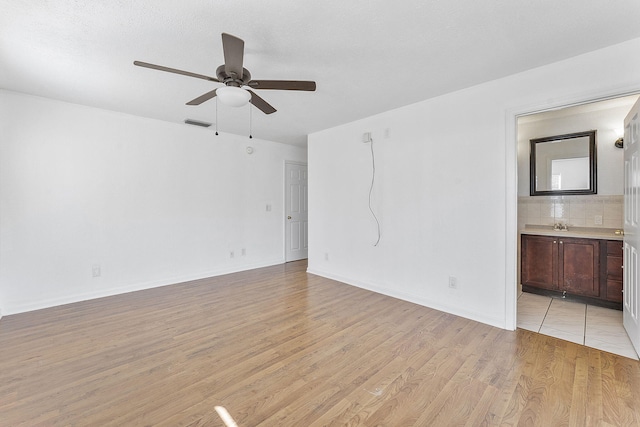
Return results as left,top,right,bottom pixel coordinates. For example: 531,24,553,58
448,276,457,289
241,248,246,256
230,251,235,258
324,252,329,261
594,215,603,225
92,265,101,278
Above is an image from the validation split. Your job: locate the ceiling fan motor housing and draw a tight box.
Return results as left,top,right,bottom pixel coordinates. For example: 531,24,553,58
216,65,251,87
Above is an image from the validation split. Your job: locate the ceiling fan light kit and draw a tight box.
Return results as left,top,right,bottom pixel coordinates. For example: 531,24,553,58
216,86,251,107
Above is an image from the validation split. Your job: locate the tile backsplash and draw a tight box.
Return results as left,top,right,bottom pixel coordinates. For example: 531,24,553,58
518,195,623,230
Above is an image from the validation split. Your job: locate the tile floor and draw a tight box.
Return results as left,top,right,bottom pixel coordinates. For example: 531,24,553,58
517,291,639,360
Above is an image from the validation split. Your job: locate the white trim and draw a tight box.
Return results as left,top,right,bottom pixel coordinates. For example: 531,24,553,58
504,110,518,330
505,85,640,331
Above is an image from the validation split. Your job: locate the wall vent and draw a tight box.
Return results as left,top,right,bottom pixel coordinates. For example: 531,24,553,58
184,119,212,128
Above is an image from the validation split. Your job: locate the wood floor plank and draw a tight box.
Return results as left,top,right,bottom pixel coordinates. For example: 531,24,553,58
568,348,589,426
1,260,640,426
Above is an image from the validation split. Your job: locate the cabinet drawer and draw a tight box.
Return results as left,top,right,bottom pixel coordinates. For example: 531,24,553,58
607,256,623,280
607,280,623,303
607,240,623,257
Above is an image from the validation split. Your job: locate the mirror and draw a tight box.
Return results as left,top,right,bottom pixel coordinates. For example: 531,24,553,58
530,130,597,196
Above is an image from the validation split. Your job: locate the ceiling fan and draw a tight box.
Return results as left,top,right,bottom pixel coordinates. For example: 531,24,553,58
134,33,316,115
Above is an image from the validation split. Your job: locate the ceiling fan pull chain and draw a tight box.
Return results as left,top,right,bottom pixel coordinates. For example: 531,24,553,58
249,103,253,139
215,97,219,136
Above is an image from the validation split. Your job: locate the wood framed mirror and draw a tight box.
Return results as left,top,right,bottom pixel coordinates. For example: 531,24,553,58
530,130,597,196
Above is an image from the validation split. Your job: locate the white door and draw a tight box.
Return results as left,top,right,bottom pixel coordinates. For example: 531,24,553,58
624,98,640,356
285,162,308,261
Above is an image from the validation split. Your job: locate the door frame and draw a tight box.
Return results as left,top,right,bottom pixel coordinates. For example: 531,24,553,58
283,160,308,262
506,85,640,330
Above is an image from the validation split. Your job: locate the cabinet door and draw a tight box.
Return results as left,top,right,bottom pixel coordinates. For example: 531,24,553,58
558,237,600,297
521,235,558,290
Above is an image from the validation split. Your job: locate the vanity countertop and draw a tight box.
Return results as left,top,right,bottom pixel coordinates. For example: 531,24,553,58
520,225,624,241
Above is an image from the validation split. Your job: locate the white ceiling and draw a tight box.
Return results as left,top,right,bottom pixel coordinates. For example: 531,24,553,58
2,1,640,146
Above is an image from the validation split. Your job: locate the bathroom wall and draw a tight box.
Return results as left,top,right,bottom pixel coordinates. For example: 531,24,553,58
517,97,636,231
518,195,623,230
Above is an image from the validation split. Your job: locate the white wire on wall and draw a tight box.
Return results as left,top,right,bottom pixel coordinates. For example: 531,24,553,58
368,136,381,246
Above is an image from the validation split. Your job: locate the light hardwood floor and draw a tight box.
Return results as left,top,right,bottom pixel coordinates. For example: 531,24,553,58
1,260,640,426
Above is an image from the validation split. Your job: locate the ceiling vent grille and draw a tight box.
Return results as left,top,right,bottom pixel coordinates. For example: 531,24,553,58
184,119,212,128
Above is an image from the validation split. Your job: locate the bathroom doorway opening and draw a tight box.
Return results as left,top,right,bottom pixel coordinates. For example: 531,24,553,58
513,94,640,359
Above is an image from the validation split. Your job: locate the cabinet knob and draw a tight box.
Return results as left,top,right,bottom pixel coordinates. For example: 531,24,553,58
553,240,557,244
560,241,563,244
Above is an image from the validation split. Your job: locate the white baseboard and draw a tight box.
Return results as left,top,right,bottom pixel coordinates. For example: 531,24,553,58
5,258,285,316
306,267,506,330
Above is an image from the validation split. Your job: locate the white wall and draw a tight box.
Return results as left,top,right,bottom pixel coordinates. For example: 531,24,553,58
308,37,640,329
0,90,306,315
517,103,630,197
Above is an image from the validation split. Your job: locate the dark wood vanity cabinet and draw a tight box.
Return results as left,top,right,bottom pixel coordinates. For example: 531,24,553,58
521,234,622,308
521,235,600,296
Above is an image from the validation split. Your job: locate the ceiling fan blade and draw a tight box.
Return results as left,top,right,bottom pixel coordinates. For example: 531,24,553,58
186,89,218,106
247,80,316,91
134,61,219,82
248,90,276,115
222,33,244,78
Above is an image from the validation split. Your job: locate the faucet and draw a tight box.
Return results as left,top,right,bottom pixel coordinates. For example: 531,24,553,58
553,222,569,231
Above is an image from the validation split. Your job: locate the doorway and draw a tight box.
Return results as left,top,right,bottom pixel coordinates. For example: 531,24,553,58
284,162,308,262
514,94,640,359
